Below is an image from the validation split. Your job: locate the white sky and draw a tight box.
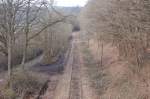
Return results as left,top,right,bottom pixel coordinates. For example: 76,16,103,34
55,0,88,7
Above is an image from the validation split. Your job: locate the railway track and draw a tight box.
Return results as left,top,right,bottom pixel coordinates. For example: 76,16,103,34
53,33,83,99
69,46,83,99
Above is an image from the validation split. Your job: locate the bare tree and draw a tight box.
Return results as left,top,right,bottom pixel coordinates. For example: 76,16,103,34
0,0,72,84
20,0,69,69
0,0,22,84
80,0,150,67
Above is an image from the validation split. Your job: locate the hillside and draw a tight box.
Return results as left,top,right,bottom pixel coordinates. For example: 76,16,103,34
56,6,81,15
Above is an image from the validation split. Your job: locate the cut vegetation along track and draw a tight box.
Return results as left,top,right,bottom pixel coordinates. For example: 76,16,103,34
69,43,82,99
52,32,97,99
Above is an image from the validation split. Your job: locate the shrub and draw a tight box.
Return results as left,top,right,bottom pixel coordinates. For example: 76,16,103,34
0,71,48,98
0,88,16,99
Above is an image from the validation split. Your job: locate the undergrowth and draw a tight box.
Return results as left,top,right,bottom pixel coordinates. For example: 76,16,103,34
81,42,110,95
0,70,48,99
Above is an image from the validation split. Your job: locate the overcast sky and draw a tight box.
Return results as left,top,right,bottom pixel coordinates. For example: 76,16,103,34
55,0,88,7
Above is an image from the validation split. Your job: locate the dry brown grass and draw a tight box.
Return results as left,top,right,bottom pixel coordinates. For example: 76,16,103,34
0,70,48,99
83,39,150,99
82,41,110,95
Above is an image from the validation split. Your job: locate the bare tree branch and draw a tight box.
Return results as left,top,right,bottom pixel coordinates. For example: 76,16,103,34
28,16,68,41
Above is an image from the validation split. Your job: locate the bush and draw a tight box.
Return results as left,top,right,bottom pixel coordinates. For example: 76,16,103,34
0,88,16,99
0,71,48,98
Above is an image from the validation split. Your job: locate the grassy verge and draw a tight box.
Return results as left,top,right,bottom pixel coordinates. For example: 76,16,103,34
0,70,48,99
81,42,110,95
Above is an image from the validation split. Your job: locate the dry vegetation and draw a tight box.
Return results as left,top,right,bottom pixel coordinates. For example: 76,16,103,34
0,71,48,99
0,0,149,98
0,0,75,98
80,0,150,98
81,42,110,96
80,0,150,67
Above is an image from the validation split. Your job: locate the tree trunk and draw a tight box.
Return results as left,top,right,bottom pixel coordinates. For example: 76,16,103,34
97,37,104,67
21,28,29,70
8,35,12,86
100,41,104,67
43,30,50,64
21,0,30,70
21,34,27,70
50,31,53,58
